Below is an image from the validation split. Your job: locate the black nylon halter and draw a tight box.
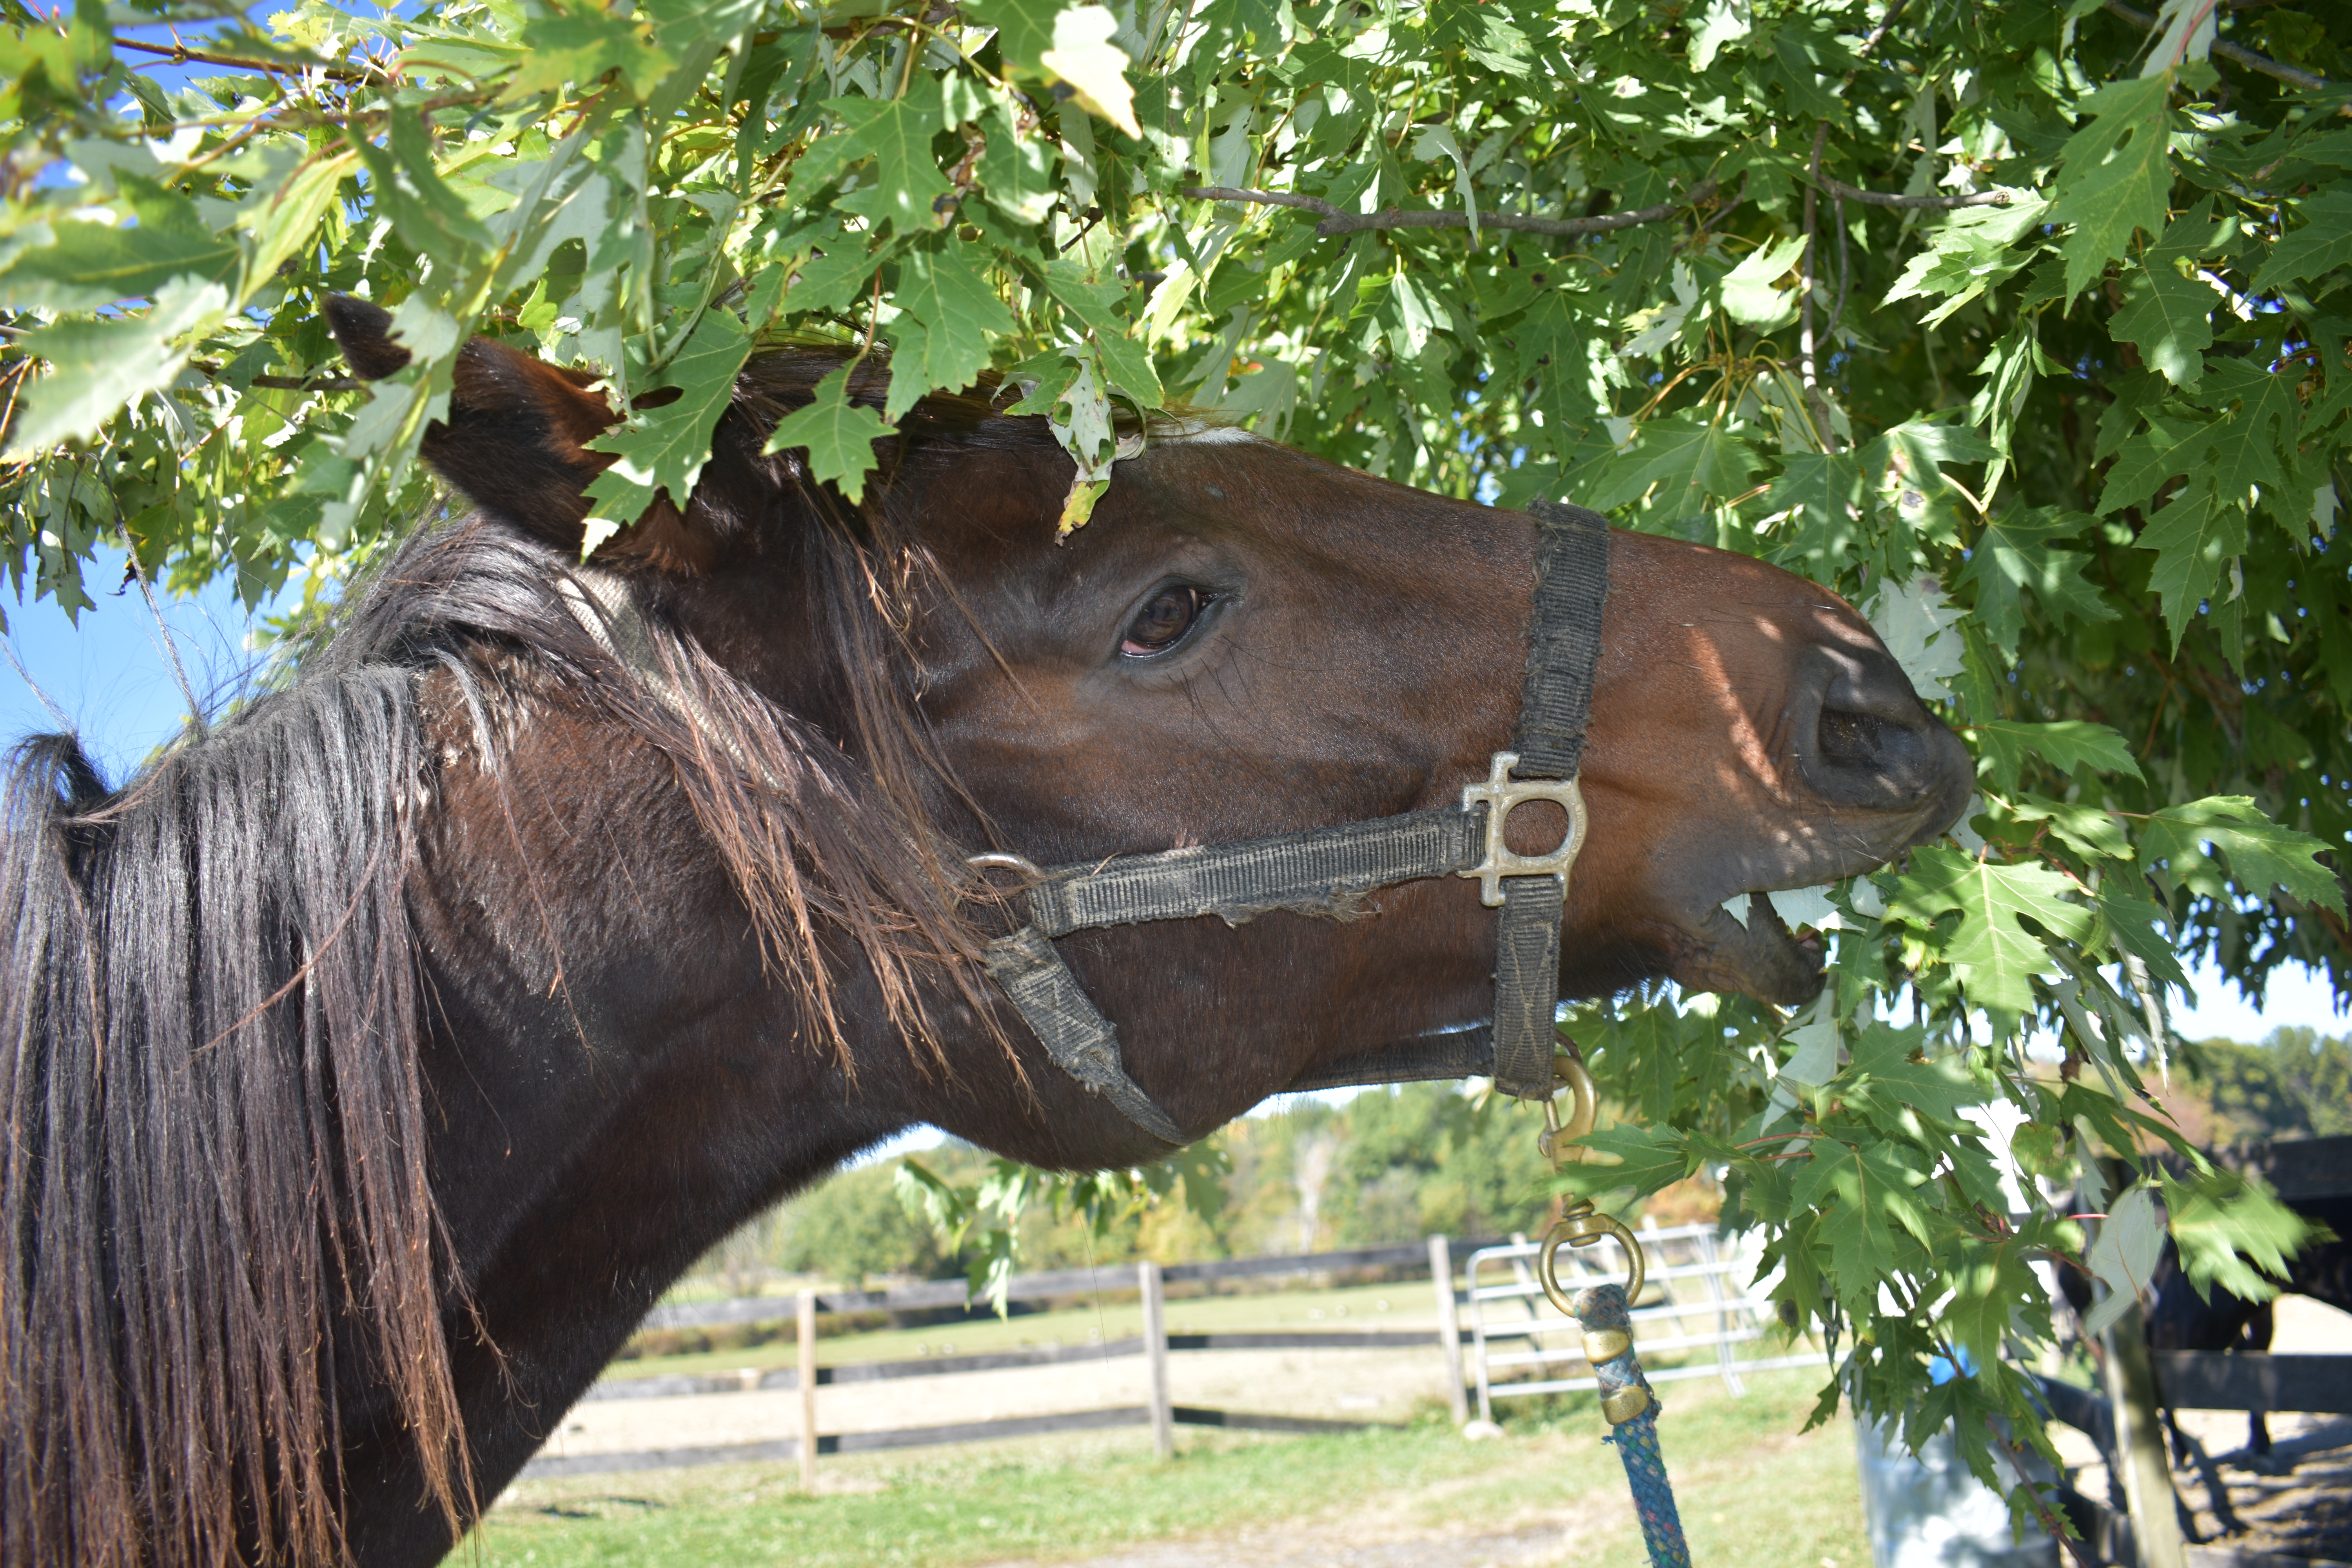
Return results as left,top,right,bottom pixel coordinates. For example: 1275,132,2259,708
975,499,1610,1144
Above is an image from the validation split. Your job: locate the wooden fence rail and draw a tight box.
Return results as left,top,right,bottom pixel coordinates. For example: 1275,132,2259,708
639,1238,1500,1330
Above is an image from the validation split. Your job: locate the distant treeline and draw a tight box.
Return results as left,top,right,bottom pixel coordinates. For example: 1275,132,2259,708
683,1029,2348,1296
690,1083,1577,1294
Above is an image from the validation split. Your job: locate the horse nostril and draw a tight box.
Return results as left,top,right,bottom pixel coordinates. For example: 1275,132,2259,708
1816,708,1889,768
1800,644,1966,814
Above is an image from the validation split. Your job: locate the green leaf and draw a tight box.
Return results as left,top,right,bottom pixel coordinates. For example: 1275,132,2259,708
2250,187,2352,292
2,277,230,459
792,97,956,234
236,152,356,302
964,0,1061,72
2159,1169,2315,1304
2134,482,2247,648
2096,411,2213,518
1557,1122,1694,1200
581,307,754,551
888,243,1016,420
1038,256,1161,408
1963,719,2143,793
2197,356,2299,501
1997,792,2132,860
1844,1021,1985,1125
2048,76,2173,298
2137,795,2347,911
510,0,677,100
1943,1229,2050,1371
1955,507,2116,657
2094,885,2189,988
1763,450,1867,572
1583,416,1758,515
979,103,1059,225
1719,233,1808,327
762,361,895,503
0,177,243,310
1791,1135,1931,1315
1884,847,2095,1014
2111,200,2221,388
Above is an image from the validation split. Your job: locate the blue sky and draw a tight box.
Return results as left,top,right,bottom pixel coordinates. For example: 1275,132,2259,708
5,559,2345,1045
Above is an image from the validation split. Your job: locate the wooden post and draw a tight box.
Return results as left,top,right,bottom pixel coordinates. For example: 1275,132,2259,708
2101,1294,2187,1568
1429,1234,1469,1426
1139,1260,1173,1459
797,1287,819,1492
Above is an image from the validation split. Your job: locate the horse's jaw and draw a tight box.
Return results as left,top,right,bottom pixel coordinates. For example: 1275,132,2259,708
1661,892,1828,1007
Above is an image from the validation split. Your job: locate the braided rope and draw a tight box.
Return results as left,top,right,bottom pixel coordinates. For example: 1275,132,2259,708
1570,1282,1693,1568
1606,1409,1693,1568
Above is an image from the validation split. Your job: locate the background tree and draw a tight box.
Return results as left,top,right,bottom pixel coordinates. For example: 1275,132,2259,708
5,0,2349,1532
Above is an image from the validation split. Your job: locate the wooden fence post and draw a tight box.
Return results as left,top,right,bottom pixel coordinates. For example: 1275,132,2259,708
2102,1294,2187,1568
798,1287,819,1492
1428,1235,1469,1426
1140,1260,1173,1459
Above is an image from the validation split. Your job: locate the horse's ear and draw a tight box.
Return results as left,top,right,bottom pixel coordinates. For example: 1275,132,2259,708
321,296,735,573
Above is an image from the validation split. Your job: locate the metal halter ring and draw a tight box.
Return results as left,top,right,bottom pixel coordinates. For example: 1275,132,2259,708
1538,1204,1645,1319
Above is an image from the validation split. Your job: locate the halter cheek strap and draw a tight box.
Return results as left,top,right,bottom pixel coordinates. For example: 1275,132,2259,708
975,500,1610,1143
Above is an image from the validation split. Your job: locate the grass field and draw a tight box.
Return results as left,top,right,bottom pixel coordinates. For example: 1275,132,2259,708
481,1369,1868,1567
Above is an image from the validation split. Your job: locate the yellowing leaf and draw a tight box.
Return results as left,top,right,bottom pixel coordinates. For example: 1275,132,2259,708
1038,5,1140,138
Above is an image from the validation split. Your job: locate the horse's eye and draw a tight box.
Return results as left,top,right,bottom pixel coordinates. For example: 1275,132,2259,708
1122,586,1207,657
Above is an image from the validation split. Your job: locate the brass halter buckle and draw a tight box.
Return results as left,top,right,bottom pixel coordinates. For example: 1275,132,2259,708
1457,751,1590,908
1535,1053,1648,1316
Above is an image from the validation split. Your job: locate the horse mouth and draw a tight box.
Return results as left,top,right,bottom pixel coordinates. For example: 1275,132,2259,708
1663,891,1829,1007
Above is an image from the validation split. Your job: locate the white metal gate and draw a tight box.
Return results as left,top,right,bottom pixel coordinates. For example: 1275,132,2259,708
1463,1221,1828,1421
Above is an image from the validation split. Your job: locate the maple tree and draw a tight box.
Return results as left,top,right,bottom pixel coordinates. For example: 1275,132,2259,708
4,0,2350,1534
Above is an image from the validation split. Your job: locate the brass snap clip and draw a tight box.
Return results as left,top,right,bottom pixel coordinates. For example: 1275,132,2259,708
1457,751,1589,907
1534,1051,1647,1316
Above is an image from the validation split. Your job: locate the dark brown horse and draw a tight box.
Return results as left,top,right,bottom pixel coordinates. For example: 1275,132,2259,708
0,300,1971,1568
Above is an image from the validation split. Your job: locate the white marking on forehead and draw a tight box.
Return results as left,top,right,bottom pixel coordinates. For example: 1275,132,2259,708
1164,423,1258,446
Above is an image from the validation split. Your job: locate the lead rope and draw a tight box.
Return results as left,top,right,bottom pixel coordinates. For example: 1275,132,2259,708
1536,1053,1693,1568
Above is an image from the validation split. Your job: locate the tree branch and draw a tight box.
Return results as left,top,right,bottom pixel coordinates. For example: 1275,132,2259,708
189,362,359,392
1181,178,1724,238
1817,174,2014,209
114,34,372,86
2099,0,2336,96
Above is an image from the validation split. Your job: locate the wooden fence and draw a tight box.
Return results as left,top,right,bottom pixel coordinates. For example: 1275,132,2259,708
526,1236,1497,1481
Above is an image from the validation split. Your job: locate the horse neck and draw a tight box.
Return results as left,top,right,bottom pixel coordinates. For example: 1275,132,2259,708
357,679,911,1561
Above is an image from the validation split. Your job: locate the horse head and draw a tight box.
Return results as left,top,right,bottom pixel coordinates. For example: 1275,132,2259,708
322,297,1969,1166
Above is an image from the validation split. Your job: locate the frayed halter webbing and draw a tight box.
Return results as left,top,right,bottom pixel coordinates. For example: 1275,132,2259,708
969,499,1610,1142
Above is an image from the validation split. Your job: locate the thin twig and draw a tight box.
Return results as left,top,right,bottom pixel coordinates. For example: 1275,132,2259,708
2100,0,2338,96
114,510,205,740
1818,174,2014,210
189,361,360,393
1182,177,1723,238
114,34,370,86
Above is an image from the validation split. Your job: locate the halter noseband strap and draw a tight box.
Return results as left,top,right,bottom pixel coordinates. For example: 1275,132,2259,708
559,499,1608,1148
976,499,1609,1144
